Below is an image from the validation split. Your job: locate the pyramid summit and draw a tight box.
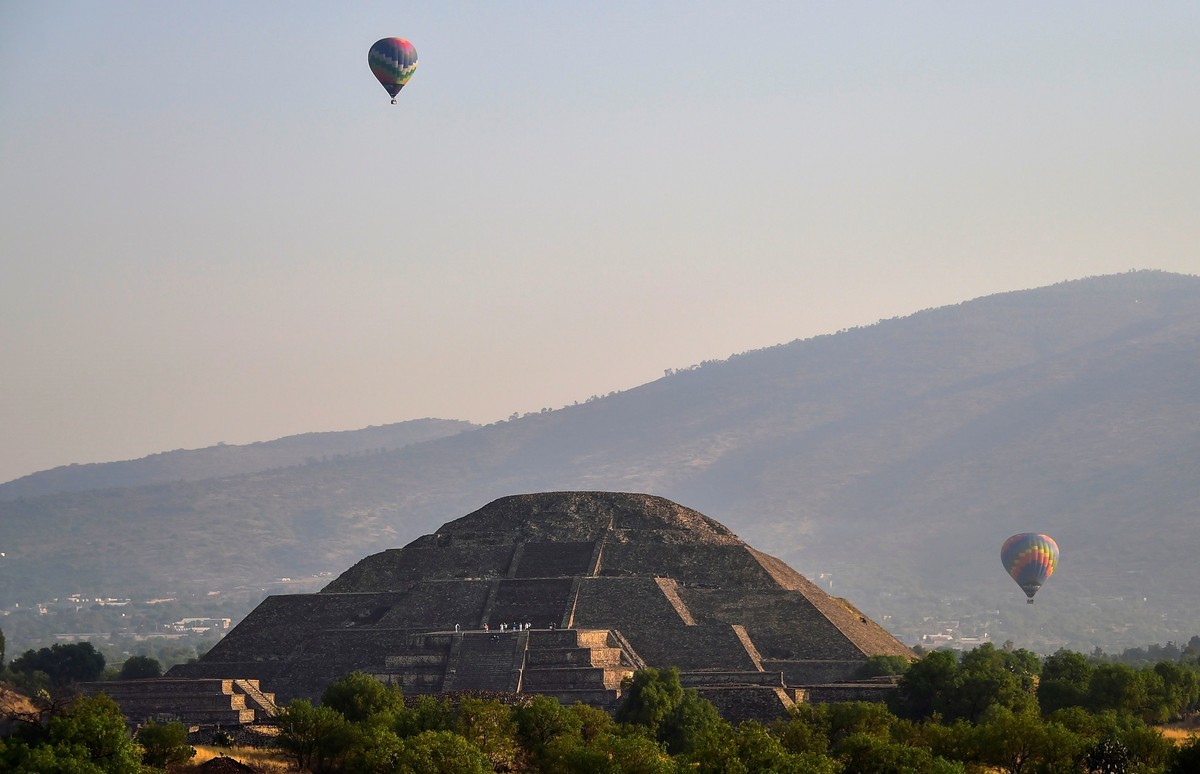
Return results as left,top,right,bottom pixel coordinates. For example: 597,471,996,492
172,492,912,717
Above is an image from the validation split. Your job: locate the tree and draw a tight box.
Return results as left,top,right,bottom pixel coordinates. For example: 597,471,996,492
953,643,1037,722
971,705,1049,774
1087,664,1148,717
117,655,162,680
730,720,824,774
319,671,404,724
340,722,405,774
44,692,144,773
658,689,726,756
136,720,195,768
854,654,912,679
394,695,454,738
772,703,831,757
562,730,676,774
906,717,975,766
971,705,1086,774
455,697,520,770
1113,723,1174,772
824,701,896,744
836,731,964,774
568,701,616,743
891,650,960,720
393,729,490,774
1148,661,1199,722
1039,649,1093,715
1167,736,1200,774
615,667,684,732
513,694,583,761
276,698,354,773
1083,735,1131,774
10,642,106,688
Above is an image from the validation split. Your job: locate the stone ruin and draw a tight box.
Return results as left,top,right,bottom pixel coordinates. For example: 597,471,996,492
155,492,912,722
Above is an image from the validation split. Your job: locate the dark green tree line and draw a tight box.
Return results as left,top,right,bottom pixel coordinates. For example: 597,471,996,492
265,651,1200,774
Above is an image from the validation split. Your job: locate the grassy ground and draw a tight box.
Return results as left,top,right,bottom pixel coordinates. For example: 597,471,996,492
177,745,297,772
1158,713,1200,745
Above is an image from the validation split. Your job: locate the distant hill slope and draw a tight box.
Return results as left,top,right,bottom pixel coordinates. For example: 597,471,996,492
1,271,1196,650
0,419,476,499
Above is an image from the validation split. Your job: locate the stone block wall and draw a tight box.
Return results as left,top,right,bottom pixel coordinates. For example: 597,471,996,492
760,659,866,685
324,543,515,592
680,588,866,661
803,683,895,704
487,578,575,630
631,625,761,672
513,541,596,578
694,686,795,723
600,544,778,588
79,679,262,726
374,580,491,629
198,592,409,662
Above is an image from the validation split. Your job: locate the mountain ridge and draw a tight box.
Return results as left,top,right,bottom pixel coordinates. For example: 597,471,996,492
1,270,1197,650
0,418,476,500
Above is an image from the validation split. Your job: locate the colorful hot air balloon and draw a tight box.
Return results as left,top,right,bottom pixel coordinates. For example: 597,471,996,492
1001,533,1059,603
368,38,418,104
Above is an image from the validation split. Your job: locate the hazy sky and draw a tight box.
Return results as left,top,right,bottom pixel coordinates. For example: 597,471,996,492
2,2,1198,483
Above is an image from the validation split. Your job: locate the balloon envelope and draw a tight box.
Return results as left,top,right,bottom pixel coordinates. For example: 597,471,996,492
368,38,418,99
1001,533,1059,602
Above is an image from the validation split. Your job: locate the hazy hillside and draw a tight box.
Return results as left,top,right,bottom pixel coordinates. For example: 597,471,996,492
2,271,1197,651
0,418,476,500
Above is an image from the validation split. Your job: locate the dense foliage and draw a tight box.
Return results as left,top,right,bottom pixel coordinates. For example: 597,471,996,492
8,641,106,688
267,650,1200,773
1,638,1198,772
0,692,145,772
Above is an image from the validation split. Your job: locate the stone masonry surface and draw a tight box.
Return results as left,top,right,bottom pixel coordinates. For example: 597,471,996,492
169,492,914,721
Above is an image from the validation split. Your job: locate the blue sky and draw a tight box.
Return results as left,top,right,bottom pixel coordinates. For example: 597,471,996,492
2,2,1198,482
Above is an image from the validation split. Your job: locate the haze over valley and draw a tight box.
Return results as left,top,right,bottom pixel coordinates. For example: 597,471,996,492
2,271,1197,655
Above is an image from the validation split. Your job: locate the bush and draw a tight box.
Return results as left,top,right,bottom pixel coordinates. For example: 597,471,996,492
319,671,404,723
137,720,195,768
118,655,162,680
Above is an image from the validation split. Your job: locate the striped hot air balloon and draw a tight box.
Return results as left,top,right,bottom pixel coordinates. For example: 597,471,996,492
368,38,418,104
1001,533,1059,603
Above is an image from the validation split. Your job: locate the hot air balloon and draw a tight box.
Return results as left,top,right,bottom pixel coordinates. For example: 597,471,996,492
1001,533,1059,603
368,38,418,104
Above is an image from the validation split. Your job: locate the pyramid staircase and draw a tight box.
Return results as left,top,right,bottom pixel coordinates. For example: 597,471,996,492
375,628,633,705
79,678,277,726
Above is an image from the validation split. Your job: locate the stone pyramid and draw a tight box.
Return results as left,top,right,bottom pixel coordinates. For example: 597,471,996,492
172,492,912,715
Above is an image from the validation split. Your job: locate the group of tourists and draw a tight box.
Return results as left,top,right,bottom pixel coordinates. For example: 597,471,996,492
454,620,559,634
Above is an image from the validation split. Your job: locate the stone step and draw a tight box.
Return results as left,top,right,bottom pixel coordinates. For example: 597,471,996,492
679,671,785,688
535,689,623,707
117,706,256,726
526,628,609,649
89,678,239,694
385,653,448,668
512,541,597,579
380,671,444,689
232,679,278,717
180,709,258,725
98,694,249,712
407,632,457,649
521,667,631,691
525,647,622,668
